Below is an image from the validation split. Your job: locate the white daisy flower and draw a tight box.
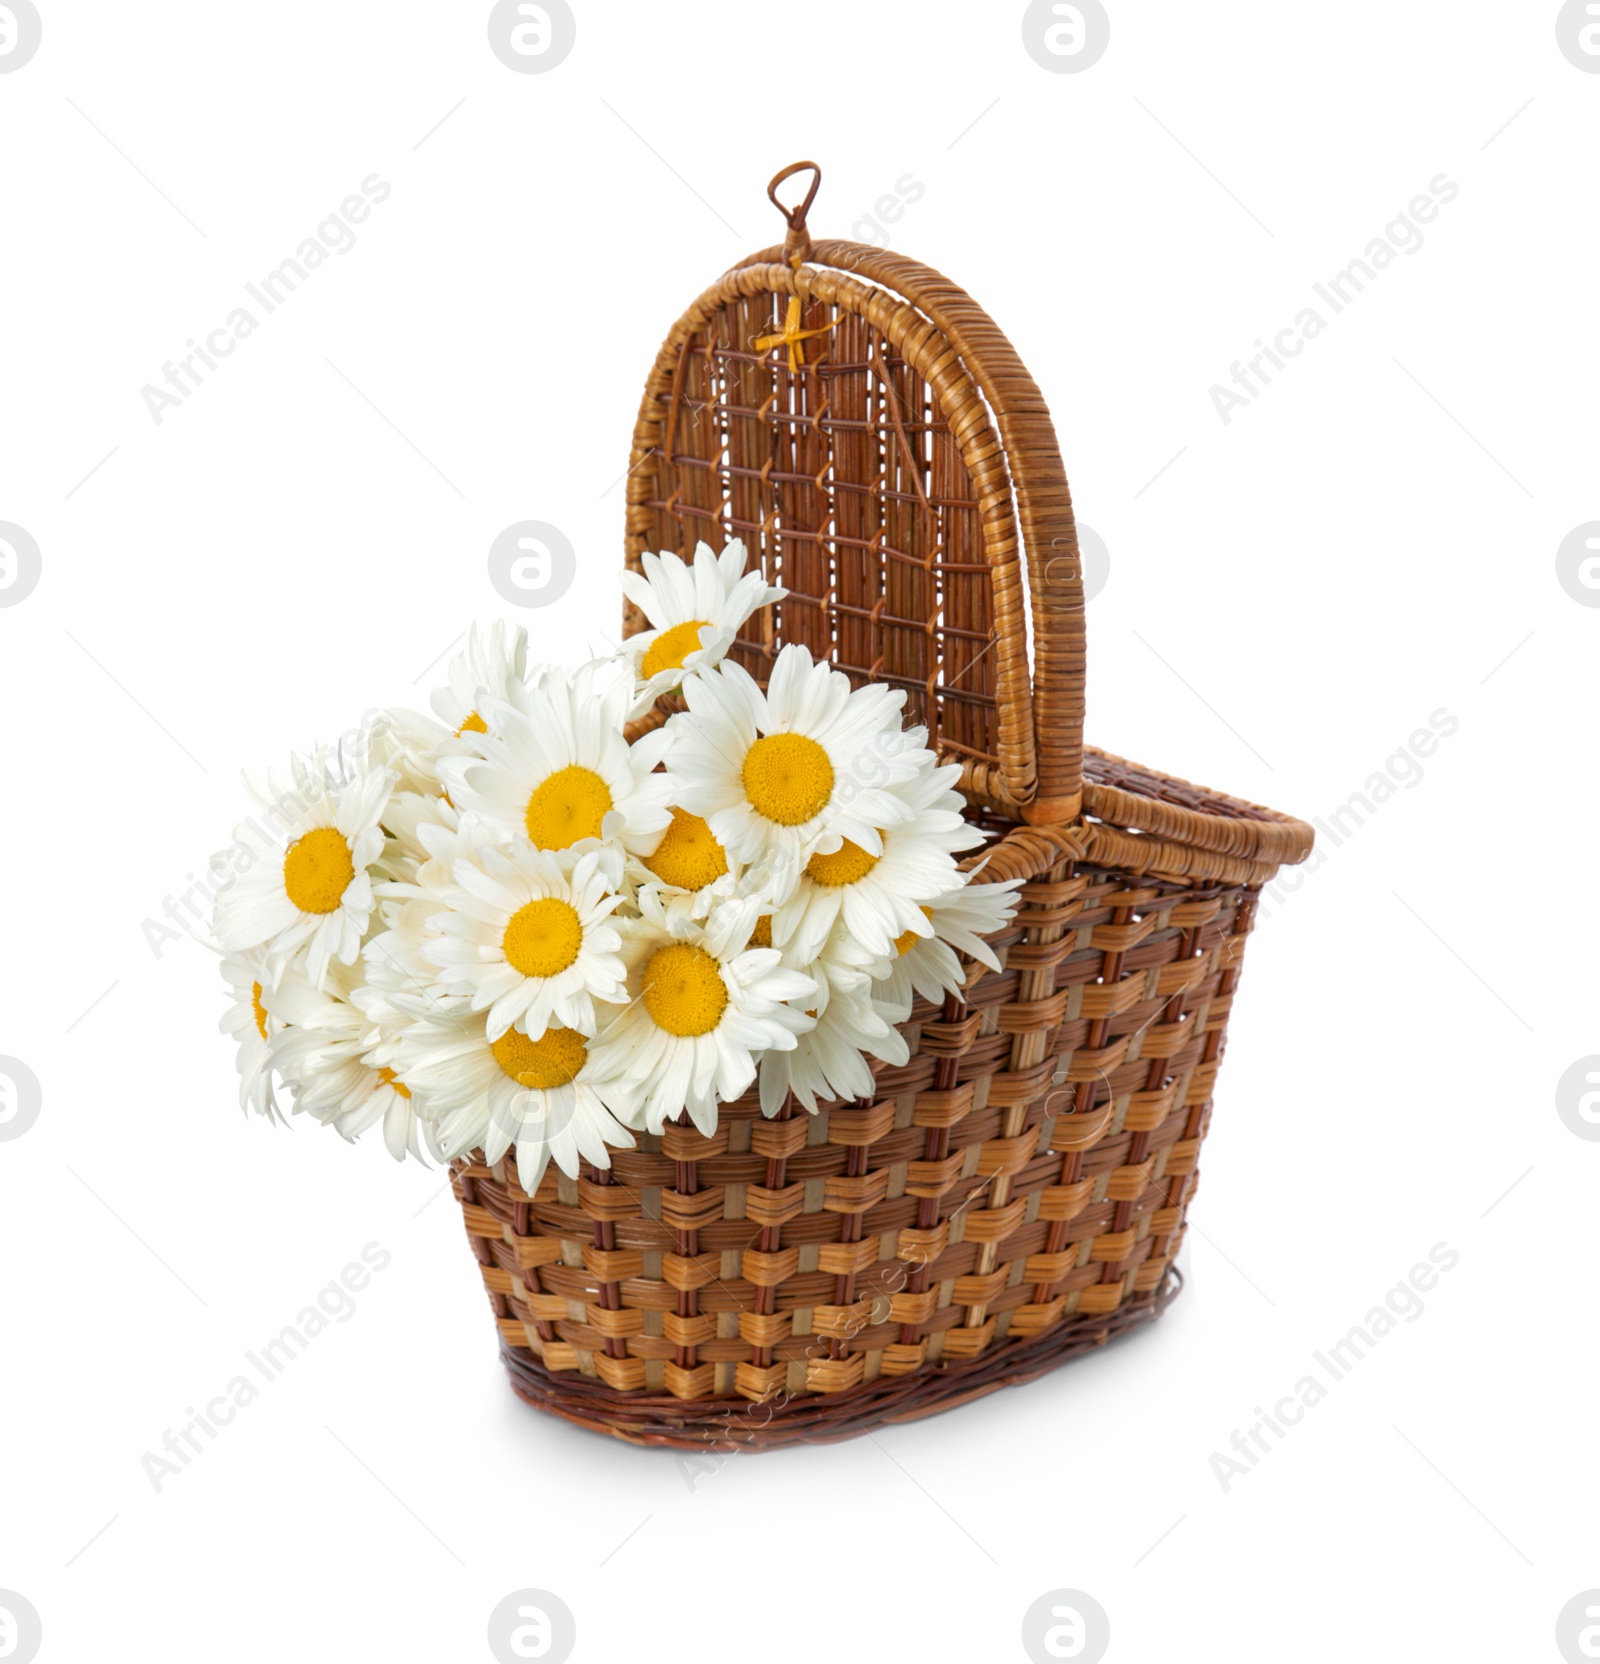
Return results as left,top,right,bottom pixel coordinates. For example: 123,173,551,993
368,625,543,803
430,619,539,739
268,963,431,1163
862,876,1024,1021
758,949,908,1116
212,750,394,990
219,949,287,1121
627,804,795,924
423,835,627,1041
769,754,981,965
390,1006,635,1195
591,892,816,1136
621,538,786,716
633,806,733,896
439,661,675,858
662,647,930,874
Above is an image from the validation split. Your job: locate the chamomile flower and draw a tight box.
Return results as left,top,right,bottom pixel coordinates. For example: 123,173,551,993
757,950,908,1116
423,835,627,1041
621,538,786,716
390,1006,634,1195
769,754,981,964
431,620,538,740
663,648,930,873
635,807,732,894
627,805,793,923
219,949,287,1120
212,750,394,990
439,661,675,858
268,963,430,1162
863,877,1024,1021
367,625,542,801
591,892,816,1135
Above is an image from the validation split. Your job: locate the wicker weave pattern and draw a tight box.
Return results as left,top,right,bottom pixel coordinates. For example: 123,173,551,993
454,860,1246,1410
451,168,1313,1446
625,259,1042,819
733,234,1090,823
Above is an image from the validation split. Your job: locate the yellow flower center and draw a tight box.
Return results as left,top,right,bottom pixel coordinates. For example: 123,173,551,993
525,765,613,850
749,914,773,948
250,981,269,1040
642,943,728,1037
804,836,880,887
490,1025,588,1090
894,907,934,957
455,710,487,736
377,1066,412,1099
644,808,729,891
641,619,712,680
741,733,834,826
282,826,354,914
501,898,583,979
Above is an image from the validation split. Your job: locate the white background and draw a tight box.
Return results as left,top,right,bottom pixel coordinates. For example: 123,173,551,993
2,3,1595,1660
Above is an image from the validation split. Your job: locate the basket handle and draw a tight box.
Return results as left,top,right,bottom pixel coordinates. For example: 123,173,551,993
745,168,1087,824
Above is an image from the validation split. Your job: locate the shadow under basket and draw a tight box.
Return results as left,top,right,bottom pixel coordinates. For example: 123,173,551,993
449,164,1314,1450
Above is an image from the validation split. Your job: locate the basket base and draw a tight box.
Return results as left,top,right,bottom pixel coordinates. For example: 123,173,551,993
498,1269,1181,1451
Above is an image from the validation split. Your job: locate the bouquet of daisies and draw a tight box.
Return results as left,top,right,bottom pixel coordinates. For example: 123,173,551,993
208,542,1021,1192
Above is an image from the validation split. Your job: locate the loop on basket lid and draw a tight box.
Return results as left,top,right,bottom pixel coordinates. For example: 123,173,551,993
754,162,838,372
767,159,820,262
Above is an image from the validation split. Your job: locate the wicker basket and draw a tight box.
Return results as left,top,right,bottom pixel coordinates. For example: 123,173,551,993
449,163,1314,1449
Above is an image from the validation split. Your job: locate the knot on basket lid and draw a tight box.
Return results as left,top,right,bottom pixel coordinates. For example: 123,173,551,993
755,161,838,372
767,159,820,264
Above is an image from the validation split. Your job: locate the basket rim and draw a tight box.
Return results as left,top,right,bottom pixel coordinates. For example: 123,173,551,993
1084,746,1313,868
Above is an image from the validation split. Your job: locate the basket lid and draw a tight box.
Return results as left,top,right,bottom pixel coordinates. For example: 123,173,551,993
623,161,1086,824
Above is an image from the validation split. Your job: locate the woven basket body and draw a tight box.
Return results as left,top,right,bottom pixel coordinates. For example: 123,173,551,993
450,173,1313,1448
